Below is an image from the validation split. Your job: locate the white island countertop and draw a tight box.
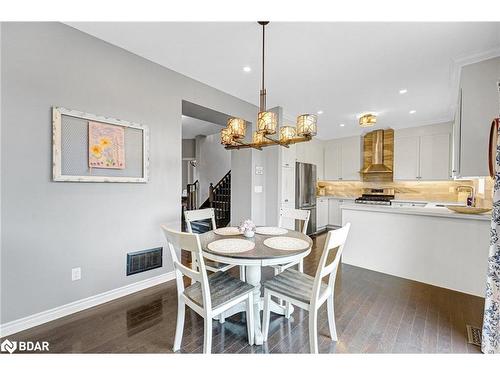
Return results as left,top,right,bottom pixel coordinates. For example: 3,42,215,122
341,202,491,297
341,203,491,221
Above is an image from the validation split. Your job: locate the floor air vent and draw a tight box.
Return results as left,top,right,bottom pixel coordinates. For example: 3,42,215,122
127,247,163,276
466,324,482,346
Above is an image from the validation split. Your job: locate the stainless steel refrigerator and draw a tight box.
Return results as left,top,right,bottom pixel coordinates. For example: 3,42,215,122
295,162,317,235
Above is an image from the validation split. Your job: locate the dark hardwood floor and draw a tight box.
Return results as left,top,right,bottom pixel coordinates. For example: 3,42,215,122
5,233,484,353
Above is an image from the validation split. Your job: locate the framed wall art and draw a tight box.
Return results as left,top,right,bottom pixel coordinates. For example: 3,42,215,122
52,107,150,182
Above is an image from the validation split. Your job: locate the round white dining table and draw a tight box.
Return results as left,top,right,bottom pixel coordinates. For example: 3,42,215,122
200,228,312,345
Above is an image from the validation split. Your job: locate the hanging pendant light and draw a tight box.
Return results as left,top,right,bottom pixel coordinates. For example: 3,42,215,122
221,22,317,150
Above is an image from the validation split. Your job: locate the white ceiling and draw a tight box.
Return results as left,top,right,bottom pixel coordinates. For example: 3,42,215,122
182,115,223,139
67,22,500,139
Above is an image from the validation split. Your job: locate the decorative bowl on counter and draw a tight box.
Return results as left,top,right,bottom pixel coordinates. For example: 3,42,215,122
445,206,491,215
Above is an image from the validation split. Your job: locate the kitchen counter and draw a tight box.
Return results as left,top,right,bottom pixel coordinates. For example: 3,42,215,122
341,203,490,297
391,199,465,206
317,195,356,199
341,203,491,221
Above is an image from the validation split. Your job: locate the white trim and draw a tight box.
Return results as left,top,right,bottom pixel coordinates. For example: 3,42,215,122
0,271,175,338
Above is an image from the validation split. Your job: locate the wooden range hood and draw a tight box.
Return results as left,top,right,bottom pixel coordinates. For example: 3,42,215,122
361,129,394,182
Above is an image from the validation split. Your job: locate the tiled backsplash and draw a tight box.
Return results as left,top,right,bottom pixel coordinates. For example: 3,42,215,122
317,178,493,207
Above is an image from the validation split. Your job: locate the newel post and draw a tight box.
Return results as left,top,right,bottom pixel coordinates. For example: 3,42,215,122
209,183,214,208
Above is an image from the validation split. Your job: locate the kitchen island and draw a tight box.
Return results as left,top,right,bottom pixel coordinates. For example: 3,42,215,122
341,204,490,297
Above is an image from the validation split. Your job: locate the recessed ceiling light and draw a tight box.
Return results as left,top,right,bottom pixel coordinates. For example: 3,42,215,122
409,110,416,114
399,89,408,94
317,110,324,115
339,123,345,127
243,66,251,72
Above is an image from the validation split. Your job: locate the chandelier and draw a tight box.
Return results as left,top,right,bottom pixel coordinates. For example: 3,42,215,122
221,22,317,150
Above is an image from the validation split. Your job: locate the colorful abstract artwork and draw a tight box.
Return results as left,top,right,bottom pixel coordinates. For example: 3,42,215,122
88,121,125,169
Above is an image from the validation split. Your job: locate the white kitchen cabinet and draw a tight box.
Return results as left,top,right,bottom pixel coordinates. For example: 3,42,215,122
324,140,341,180
394,125,451,181
281,166,295,204
341,137,362,180
328,199,342,226
317,198,329,229
419,133,451,180
455,56,500,177
281,143,296,168
394,136,420,180
324,136,361,181
296,139,324,181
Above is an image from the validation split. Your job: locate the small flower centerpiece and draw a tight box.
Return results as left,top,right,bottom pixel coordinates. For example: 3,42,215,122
239,219,256,238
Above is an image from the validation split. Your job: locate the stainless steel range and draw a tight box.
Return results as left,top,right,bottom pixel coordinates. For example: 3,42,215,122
355,188,395,206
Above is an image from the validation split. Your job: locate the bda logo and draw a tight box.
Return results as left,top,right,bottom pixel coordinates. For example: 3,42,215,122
1,339,17,354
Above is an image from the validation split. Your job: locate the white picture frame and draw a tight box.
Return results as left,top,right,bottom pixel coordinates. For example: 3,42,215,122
52,107,150,183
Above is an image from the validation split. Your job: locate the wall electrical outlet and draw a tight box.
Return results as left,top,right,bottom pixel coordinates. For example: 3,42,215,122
71,267,81,281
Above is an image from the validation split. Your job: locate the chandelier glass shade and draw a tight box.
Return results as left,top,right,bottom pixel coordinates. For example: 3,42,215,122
279,126,297,142
252,131,268,144
257,111,278,135
359,113,377,128
227,117,246,138
220,127,234,145
296,114,318,137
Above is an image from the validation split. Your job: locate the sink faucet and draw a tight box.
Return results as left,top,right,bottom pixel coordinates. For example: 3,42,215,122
456,185,475,205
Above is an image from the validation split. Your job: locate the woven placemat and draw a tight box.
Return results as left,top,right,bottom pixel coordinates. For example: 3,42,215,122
207,239,255,254
213,227,241,236
255,226,288,235
263,236,310,251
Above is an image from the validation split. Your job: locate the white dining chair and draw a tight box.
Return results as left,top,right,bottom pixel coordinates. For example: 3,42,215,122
161,225,255,354
184,208,245,282
262,223,351,354
272,207,311,274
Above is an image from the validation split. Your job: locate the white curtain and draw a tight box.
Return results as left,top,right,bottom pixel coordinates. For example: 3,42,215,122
482,125,500,354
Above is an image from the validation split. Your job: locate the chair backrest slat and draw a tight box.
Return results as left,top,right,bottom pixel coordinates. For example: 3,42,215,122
278,208,311,234
311,223,351,305
161,225,212,311
184,208,217,233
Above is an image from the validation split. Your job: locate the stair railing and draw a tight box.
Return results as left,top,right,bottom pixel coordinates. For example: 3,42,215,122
186,180,199,210
201,171,231,228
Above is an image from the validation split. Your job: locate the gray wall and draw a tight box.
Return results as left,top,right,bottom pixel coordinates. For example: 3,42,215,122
181,139,195,159
0,22,259,324
196,134,231,204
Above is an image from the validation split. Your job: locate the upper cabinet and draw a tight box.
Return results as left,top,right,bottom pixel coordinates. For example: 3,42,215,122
295,138,324,180
324,136,361,181
394,136,420,180
324,140,341,180
454,57,500,178
419,133,451,180
394,124,452,181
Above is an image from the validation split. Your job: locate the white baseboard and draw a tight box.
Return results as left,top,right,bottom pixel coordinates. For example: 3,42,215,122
0,271,175,338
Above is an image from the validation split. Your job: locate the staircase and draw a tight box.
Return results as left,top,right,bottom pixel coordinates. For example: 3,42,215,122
182,171,231,234
200,170,231,229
